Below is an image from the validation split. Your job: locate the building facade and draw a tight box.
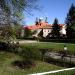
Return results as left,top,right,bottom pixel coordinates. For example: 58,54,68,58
23,18,66,38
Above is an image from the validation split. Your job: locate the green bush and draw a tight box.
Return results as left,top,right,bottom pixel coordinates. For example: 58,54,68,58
19,46,42,61
0,41,8,50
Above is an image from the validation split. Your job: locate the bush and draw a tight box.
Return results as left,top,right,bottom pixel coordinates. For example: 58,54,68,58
19,46,42,61
11,45,42,69
0,41,9,50
0,41,21,54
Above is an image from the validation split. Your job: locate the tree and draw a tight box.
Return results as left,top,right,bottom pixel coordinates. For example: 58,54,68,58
0,0,39,23
24,29,32,38
0,0,39,41
65,4,75,39
51,18,60,38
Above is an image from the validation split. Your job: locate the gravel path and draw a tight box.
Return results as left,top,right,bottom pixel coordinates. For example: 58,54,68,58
19,40,38,44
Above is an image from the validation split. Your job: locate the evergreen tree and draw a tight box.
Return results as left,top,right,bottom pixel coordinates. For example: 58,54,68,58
51,18,60,38
65,4,75,38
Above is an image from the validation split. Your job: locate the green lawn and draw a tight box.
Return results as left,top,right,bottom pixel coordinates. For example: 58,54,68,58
20,42,75,52
19,42,75,75
0,51,63,75
48,69,75,75
0,42,75,75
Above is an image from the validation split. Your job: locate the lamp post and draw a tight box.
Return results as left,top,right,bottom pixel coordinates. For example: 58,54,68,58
63,44,67,58
64,44,67,51
61,45,67,58
62,44,68,67
64,44,71,65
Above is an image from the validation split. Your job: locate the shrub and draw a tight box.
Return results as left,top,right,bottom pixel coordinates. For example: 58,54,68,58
19,46,42,61
0,41,21,54
0,41,9,50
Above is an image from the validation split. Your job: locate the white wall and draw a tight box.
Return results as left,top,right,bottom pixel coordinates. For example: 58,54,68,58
60,25,66,35
43,25,66,38
43,29,52,37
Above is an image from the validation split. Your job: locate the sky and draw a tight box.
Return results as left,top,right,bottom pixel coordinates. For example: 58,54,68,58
22,0,75,26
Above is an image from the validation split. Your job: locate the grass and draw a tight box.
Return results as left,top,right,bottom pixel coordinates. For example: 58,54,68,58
20,42,75,52
19,42,75,75
0,42,75,75
0,51,64,75
48,69,75,75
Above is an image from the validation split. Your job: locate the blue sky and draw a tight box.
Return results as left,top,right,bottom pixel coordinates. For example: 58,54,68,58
22,0,75,26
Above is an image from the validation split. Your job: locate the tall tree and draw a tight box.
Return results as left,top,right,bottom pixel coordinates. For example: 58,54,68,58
0,0,39,25
0,0,39,41
51,18,60,38
65,4,75,39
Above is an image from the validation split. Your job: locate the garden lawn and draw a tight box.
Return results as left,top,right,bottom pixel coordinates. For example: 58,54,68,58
48,69,75,75
20,42,75,52
0,51,63,75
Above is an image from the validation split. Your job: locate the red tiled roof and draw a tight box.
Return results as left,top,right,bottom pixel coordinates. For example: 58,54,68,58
23,22,65,30
41,25,52,29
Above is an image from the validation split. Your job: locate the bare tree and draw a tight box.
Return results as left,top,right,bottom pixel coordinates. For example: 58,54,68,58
0,0,40,41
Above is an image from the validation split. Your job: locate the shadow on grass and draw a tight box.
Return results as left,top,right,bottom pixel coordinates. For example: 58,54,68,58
12,60,36,69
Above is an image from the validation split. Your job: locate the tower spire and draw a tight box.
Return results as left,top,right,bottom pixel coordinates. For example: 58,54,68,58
45,17,48,22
